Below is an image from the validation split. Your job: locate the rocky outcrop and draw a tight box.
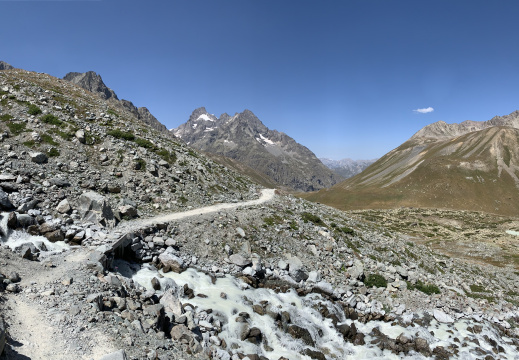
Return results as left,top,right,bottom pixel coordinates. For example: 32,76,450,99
0,61,13,71
63,71,118,101
173,107,343,191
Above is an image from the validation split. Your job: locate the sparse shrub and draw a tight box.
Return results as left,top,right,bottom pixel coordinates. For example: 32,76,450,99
7,122,27,135
301,212,324,225
289,220,299,231
470,284,490,293
179,195,188,204
407,280,440,295
107,129,135,141
23,140,36,148
41,133,58,146
338,226,355,235
135,137,156,149
364,274,388,288
47,147,60,157
40,114,64,127
264,215,283,226
27,104,42,115
0,114,13,122
156,149,177,164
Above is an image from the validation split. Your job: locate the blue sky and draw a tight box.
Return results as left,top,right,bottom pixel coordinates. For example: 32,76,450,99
2,0,519,159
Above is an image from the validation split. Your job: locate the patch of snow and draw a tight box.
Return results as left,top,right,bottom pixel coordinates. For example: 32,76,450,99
197,114,214,122
204,127,215,132
192,123,198,129
258,133,275,145
506,230,519,236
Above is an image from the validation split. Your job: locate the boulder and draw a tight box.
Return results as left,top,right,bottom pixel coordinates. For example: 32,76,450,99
0,189,13,210
49,178,71,187
158,252,184,272
75,129,86,144
45,229,65,242
433,309,454,324
118,205,138,219
16,214,37,228
56,199,71,214
30,152,48,164
229,254,252,267
79,191,115,227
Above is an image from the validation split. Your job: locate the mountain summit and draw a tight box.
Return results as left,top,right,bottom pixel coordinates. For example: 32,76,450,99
173,108,342,191
305,110,519,216
63,71,169,134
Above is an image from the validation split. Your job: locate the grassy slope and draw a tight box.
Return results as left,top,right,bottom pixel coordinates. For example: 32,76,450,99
303,127,519,216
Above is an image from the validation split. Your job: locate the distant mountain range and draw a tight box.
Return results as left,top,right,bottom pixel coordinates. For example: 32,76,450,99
305,111,519,216
173,108,343,192
320,158,376,179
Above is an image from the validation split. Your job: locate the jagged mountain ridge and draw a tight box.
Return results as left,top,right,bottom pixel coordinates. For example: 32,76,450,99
173,107,343,192
63,71,169,134
320,157,376,179
305,110,519,216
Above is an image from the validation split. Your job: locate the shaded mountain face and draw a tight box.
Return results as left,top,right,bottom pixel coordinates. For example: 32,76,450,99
320,158,376,179
173,108,343,192
0,61,14,70
63,71,169,134
305,111,519,216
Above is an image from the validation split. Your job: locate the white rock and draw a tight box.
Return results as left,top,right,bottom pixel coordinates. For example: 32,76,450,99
433,309,454,323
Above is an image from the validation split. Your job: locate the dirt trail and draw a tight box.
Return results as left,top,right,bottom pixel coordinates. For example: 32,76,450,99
1,189,277,359
115,188,276,234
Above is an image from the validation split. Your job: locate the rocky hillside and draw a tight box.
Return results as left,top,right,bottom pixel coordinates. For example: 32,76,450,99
305,111,519,216
0,66,259,221
320,157,376,179
63,71,169,134
173,107,342,192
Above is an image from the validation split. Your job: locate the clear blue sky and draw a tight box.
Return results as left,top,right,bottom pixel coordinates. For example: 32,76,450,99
2,0,519,159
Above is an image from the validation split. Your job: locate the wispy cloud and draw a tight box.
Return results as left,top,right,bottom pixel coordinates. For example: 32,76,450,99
413,107,434,114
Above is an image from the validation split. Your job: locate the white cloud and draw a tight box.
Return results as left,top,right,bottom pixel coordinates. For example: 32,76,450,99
413,107,434,114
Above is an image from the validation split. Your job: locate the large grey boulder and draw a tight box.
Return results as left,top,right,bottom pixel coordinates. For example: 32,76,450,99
0,189,13,210
30,152,48,164
78,191,115,227
158,252,184,272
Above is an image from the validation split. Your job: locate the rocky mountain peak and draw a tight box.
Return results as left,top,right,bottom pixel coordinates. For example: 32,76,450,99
63,71,118,101
0,61,14,70
173,108,343,191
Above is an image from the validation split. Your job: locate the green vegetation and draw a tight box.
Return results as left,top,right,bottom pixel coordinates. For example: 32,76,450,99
289,220,299,231
40,114,64,127
0,114,13,122
47,147,60,157
156,149,177,164
263,215,283,226
179,195,188,204
27,104,42,115
337,226,355,235
106,109,118,117
134,137,156,149
364,273,388,288
50,128,75,141
301,212,325,226
407,280,441,295
23,140,36,148
41,133,58,146
107,129,135,141
469,284,490,293
7,122,27,135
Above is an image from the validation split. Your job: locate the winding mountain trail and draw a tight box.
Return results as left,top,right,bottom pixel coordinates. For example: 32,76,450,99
114,188,277,235
0,189,277,360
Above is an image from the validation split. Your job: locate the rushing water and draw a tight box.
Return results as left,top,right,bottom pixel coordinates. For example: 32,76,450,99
0,212,69,256
120,261,519,360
